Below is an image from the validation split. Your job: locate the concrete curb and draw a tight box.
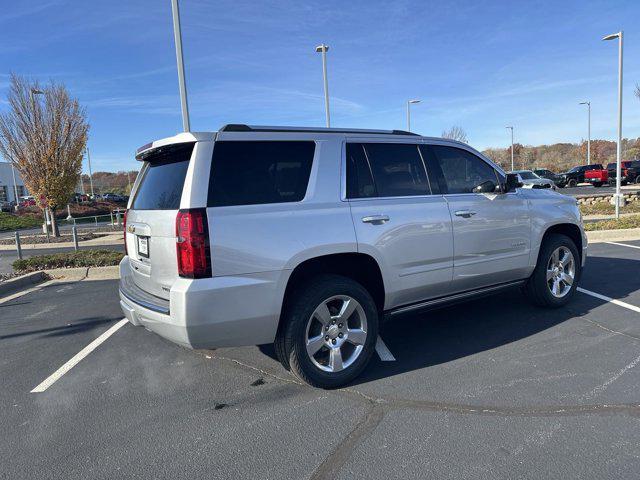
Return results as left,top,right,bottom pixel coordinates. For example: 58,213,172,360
586,228,640,243
0,271,48,296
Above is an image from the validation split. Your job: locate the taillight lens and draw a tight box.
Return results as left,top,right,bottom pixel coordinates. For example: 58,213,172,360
123,209,128,255
176,208,211,278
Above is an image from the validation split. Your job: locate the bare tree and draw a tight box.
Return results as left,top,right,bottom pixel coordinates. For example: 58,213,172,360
441,126,468,143
0,74,88,236
636,83,640,102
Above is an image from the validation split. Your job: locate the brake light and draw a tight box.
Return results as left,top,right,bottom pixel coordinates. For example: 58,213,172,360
623,168,628,176
123,209,128,255
176,208,211,278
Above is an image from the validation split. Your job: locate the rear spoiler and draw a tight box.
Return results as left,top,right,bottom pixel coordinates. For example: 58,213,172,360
135,141,196,161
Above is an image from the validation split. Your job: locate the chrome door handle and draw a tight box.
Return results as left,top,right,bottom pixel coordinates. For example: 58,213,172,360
362,215,390,224
454,210,477,218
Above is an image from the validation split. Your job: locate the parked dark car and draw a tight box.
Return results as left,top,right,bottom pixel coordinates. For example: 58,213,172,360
101,193,126,202
558,164,603,188
0,200,13,212
533,169,563,186
606,160,640,185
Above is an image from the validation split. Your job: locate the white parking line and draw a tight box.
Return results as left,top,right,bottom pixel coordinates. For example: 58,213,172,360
605,241,640,250
375,335,396,361
30,319,128,393
577,287,640,314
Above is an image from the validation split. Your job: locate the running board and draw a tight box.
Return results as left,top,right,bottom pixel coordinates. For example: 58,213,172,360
386,280,526,318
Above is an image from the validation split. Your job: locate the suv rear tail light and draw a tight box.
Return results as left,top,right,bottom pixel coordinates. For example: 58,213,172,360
176,208,211,278
123,209,128,255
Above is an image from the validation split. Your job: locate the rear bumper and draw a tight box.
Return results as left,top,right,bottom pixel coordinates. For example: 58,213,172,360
118,257,285,349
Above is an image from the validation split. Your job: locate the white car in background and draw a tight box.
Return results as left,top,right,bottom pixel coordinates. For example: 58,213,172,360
511,170,556,190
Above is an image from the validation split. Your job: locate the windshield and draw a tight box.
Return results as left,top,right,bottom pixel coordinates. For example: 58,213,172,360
517,171,538,180
568,166,581,173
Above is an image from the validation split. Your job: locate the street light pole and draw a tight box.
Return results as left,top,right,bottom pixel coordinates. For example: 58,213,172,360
603,31,624,219
171,0,191,132
579,101,591,165
315,44,330,128
406,99,421,132
506,126,514,170
86,147,94,197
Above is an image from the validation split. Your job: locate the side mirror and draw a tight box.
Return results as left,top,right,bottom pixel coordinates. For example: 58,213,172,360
472,180,497,194
503,173,522,193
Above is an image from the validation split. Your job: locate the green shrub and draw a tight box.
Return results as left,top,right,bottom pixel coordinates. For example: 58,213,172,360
0,212,42,231
13,249,124,272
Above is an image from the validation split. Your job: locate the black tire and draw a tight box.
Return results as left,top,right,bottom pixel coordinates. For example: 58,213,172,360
276,274,379,388
567,179,577,188
593,182,602,188
635,176,640,185
609,179,616,187
524,233,580,308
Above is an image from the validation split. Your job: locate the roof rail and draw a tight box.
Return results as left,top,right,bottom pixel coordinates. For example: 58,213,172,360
219,124,420,136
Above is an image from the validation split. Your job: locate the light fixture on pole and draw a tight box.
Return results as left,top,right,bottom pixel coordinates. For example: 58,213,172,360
579,101,591,165
603,31,624,219
406,100,421,132
505,126,514,171
315,44,331,128
171,0,191,132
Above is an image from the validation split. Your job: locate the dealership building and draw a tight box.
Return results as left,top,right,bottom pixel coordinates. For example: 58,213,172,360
0,161,28,203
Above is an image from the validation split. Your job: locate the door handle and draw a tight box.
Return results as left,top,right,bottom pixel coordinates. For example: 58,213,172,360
362,215,390,224
454,210,477,218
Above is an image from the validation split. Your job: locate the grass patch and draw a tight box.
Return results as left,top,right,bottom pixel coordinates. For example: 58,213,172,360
0,212,42,231
579,201,640,216
13,249,124,273
584,215,640,231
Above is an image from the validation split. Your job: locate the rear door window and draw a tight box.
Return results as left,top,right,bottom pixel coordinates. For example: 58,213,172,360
131,142,194,210
208,141,315,207
346,143,431,198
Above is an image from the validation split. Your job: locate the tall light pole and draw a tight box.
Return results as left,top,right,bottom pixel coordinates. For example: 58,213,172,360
171,0,190,132
315,44,330,127
579,101,591,165
86,147,94,197
406,99,421,132
505,126,514,171
603,31,623,219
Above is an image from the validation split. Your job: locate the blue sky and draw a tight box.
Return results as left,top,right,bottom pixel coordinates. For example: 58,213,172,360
1,0,639,172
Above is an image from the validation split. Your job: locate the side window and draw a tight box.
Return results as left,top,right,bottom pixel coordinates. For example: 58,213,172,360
432,146,500,194
362,143,430,197
346,143,376,198
208,141,315,207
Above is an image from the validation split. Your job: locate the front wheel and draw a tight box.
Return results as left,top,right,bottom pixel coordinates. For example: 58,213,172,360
567,179,577,188
276,275,379,388
524,234,580,308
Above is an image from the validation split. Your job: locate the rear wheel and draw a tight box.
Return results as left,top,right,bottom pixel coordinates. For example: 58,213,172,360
635,176,640,184
567,179,577,188
593,182,602,187
524,234,580,308
275,275,378,388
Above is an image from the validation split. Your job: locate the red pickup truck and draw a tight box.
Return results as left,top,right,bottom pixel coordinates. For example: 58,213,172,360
585,168,608,187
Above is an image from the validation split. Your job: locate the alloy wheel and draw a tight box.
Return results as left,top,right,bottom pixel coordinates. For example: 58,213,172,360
546,246,575,298
304,295,368,373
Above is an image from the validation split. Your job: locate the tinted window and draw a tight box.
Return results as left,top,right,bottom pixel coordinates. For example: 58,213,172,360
607,163,616,170
346,144,376,198
362,143,430,197
432,146,499,194
208,141,315,207
132,143,194,210
517,171,537,180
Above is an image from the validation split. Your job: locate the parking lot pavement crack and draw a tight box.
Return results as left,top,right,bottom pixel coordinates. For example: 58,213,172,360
308,404,385,480
204,353,306,387
579,316,640,343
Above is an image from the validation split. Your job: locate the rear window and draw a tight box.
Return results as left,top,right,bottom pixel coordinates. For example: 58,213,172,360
131,142,194,210
208,141,315,207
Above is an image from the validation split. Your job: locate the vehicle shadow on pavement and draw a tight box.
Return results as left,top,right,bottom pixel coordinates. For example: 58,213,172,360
347,255,639,386
578,254,640,301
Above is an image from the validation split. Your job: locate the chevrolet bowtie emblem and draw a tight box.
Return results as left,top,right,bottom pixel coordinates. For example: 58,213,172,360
127,225,135,233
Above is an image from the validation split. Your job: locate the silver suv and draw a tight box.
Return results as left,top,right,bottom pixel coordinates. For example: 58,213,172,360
119,125,587,388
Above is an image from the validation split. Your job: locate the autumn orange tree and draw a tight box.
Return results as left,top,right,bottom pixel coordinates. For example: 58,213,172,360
0,74,88,236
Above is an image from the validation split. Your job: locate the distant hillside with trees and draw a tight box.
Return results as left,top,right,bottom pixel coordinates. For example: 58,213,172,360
482,137,640,173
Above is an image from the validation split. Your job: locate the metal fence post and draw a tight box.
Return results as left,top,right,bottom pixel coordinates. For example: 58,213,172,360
94,216,98,227
15,231,22,260
116,211,121,227
110,211,114,228
72,225,79,252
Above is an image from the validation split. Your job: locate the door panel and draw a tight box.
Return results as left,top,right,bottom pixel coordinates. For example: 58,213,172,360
445,193,531,291
350,197,454,308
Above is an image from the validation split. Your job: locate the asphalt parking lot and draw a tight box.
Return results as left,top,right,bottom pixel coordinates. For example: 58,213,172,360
2,241,640,479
